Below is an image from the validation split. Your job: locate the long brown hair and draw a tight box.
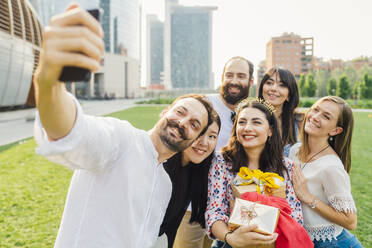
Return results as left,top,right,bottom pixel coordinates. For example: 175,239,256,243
258,67,301,146
298,96,354,173
221,99,287,177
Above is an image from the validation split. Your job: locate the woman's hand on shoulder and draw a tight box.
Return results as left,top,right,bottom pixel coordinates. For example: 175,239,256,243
227,224,278,248
292,162,314,204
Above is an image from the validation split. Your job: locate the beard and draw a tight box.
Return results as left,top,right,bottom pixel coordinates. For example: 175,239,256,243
159,119,193,152
220,83,249,105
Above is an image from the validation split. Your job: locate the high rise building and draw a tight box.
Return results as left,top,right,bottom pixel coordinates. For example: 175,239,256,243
99,0,140,59
163,0,216,89
0,0,43,107
37,0,70,26
266,32,313,77
38,0,140,59
146,14,163,86
35,0,141,99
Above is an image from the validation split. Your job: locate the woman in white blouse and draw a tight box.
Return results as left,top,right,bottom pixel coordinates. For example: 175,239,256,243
289,96,362,247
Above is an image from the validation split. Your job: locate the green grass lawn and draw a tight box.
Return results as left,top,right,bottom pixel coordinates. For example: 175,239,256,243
0,107,371,247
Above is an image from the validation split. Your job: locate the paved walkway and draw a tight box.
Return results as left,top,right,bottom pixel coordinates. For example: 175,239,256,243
0,99,138,146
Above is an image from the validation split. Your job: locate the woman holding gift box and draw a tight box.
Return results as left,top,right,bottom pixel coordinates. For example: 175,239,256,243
206,98,303,248
158,111,221,248
258,67,303,157
290,96,362,247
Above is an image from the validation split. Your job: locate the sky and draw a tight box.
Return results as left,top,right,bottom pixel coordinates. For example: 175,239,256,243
140,0,372,87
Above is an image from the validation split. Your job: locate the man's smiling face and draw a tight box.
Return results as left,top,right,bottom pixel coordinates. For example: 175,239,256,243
159,98,208,152
220,58,250,105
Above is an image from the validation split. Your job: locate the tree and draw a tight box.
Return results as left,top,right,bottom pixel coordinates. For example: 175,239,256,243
361,73,372,99
305,73,317,97
358,64,372,82
315,69,331,97
336,75,352,99
298,74,306,97
331,68,344,82
343,66,358,87
327,78,337,96
352,82,363,99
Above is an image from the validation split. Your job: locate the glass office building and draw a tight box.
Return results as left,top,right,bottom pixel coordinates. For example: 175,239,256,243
163,1,216,89
38,0,140,59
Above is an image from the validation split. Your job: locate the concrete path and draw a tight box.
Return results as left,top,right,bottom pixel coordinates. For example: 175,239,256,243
0,99,138,146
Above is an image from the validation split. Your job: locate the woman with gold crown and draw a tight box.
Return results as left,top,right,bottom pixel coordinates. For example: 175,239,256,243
205,98,305,248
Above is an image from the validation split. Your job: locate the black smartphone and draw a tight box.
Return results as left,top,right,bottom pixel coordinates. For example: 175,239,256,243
59,9,103,83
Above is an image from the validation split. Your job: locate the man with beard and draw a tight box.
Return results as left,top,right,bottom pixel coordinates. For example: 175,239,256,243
210,56,254,152
33,5,213,248
171,56,254,248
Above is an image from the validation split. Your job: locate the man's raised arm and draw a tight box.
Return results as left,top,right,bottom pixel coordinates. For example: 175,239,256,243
35,4,104,140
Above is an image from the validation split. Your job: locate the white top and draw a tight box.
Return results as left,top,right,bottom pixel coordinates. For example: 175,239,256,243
34,94,172,248
289,143,356,241
207,94,234,151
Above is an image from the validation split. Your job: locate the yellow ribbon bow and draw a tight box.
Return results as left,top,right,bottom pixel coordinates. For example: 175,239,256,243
234,167,284,195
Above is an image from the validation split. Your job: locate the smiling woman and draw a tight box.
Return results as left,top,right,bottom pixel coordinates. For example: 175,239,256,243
258,67,302,157
206,98,305,248
158,111,221,248
289,96,362,247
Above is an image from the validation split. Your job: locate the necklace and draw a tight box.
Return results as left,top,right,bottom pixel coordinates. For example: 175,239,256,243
300,144,330,170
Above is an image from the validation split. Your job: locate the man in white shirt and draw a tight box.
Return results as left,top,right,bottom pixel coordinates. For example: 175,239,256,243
34,4,213,248
208,56,254,151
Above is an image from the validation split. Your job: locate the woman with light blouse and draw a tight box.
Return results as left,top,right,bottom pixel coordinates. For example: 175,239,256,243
289,96,362,247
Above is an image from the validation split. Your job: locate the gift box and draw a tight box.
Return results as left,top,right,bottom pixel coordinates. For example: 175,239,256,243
232,168,286,199
228,198,279,248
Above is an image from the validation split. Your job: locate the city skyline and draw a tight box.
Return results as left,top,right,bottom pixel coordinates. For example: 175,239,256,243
141,0,372,86
35,0,140,59
163,0,216,89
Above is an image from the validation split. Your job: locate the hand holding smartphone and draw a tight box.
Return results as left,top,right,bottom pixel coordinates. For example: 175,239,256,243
58,9,103,83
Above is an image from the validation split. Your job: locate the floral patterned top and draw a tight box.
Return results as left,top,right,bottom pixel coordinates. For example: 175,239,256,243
205,152,303,238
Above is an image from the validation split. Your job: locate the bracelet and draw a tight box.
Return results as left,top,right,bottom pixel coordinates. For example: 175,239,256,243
308,197,318,209
224,230,233,246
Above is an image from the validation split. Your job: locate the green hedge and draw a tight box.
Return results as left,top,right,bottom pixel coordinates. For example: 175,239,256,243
137,98,372,109
299,98,372,109
136,98,175,105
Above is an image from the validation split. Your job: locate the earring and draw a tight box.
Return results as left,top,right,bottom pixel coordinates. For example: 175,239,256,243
329,136,334,141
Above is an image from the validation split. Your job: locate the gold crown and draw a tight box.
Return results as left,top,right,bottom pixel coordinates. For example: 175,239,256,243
235,97,276,115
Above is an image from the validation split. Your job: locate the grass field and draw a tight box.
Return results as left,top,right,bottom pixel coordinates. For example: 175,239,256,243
0,106,371,247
